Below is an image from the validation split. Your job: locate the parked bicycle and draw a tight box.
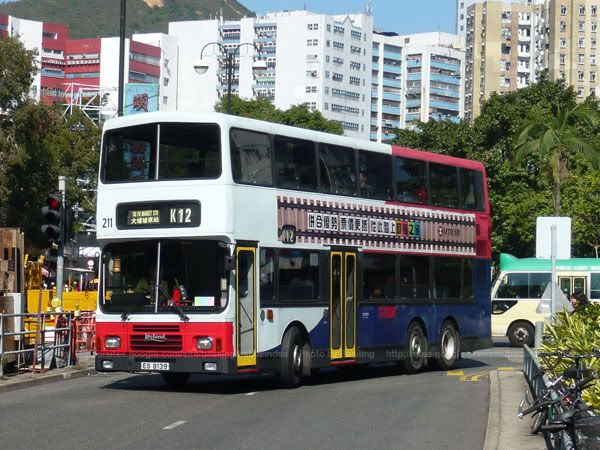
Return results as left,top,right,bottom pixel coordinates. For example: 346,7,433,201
518,349,600,450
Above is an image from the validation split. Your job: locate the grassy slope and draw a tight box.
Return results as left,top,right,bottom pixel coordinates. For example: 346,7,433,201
0,0,255,38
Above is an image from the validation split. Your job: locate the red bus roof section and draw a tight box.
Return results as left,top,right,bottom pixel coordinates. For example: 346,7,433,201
391,145,485,172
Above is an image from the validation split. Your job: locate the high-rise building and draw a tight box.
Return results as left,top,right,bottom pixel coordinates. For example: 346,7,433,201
371,32,464,142
464,0,546,120
457,0,477,40
0,13,175,119
546,0,600,99
169,11,374,140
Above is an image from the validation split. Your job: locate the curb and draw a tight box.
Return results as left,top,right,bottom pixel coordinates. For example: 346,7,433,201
483,370,500,450
0,368,96,394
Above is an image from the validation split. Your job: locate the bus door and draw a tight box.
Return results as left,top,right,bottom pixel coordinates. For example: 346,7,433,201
236,246,257,368
329,251,357,360
558,275,587,298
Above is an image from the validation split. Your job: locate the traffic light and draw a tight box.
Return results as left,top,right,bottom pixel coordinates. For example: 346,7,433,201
41,192,62,244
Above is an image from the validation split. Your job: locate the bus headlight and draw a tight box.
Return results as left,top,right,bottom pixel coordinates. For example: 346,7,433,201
104,336,121,349
196,336,214,350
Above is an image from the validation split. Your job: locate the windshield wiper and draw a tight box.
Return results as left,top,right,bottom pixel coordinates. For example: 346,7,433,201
156,285,189,322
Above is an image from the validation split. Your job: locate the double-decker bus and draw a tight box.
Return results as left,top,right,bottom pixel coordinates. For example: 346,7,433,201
95,112,492,387
492,253,600,347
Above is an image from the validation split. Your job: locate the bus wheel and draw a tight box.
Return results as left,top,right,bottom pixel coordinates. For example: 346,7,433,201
162,372,190,386
279,327,304,388
508,321,534,347
434,322,459,371
403,322,427,374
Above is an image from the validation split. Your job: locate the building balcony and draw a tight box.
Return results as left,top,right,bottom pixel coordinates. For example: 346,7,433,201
518,34,531,42
407,60,422,68
382,91,401,101
430,100,460,111
407,73,422,81
430,87,461,98
430,60,461,72
383,77,401,87
430,73,461,85
383,63,401,74
405,113,420,122
381,104,401,115
406,99,421,108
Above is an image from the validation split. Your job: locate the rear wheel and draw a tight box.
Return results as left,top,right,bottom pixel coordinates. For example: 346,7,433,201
508,321,534,347
434,321,459,371
403,322,427,374
279,327,304,388
162,372,190,386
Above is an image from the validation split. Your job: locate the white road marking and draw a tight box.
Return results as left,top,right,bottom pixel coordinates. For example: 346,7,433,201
245,392,257,396
163,421,187,430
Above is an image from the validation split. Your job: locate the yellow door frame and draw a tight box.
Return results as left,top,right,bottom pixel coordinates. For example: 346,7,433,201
329,250,357,361
236,247,257,368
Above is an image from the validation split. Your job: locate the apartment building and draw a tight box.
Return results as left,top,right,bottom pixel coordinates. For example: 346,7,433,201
546,0,600,98
169,10,374,140
464,0,546,120
371,32,464,142
0,13,176,118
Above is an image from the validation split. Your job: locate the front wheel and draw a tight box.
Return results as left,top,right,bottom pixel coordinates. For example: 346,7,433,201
507,321,534,347
403,322,427,374
279,327,304,388
434,322,459,371
531,408,547,434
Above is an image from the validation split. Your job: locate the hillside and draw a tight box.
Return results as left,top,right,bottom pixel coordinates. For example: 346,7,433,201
0,0,255,38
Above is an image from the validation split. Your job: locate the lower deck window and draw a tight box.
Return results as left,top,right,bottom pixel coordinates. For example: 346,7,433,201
278,249,320,301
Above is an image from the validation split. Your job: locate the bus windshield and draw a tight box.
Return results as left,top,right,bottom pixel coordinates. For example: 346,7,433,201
101,240,228,313
102,122,221,182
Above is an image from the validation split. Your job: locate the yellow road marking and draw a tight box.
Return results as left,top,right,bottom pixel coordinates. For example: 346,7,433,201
446,370,464,376
497,367,516,371
471,372,490,381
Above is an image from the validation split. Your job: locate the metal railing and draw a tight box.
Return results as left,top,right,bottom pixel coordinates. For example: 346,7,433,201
523,345,575,450
0,312,74,377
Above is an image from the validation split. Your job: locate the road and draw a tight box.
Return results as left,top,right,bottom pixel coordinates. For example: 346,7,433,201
0,341,523,450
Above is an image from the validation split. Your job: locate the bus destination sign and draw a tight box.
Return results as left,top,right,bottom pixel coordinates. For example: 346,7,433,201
116,201,200,229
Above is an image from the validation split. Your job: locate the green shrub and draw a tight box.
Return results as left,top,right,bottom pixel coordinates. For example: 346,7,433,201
542,303,600,410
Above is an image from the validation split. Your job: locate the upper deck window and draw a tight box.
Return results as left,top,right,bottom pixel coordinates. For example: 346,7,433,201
394,157,426,204
429,163,459,208
460,168,485,211
230,128,273,186
318,143,356,196
102,123,221,182
274,135,317,191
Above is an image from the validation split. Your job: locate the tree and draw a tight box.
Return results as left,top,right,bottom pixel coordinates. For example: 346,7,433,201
564,171,600,257
0,37,37,112
513,102,600,216
215,97,343,134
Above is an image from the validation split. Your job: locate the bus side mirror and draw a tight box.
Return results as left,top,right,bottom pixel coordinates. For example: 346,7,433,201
224,255,236,271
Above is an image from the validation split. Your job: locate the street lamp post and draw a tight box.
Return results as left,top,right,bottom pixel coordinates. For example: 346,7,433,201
194,42,266,114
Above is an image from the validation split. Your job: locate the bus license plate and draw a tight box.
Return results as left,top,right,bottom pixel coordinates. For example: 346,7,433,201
141,362,170,371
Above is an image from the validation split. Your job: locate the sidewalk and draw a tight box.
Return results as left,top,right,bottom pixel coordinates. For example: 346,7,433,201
484,370,546,450
0,352,96,394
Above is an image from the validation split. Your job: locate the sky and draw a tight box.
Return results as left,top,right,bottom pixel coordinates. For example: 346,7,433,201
240,0,457,35
0,0,457,35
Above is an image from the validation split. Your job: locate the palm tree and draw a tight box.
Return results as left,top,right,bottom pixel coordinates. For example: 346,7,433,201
514,102,600,216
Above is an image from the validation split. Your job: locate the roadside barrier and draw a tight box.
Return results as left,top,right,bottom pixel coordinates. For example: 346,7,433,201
73,312,96,353
523,345,589,450
0,311,74,377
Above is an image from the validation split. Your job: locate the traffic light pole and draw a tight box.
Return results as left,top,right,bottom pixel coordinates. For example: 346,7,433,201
56,175,66,311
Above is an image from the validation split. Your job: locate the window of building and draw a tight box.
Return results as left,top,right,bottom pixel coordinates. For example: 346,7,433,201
307,39,319,47
592,87,597,96
327,24,331,32
363,254,396,300
305,86,318,93
593,22,598,32
274,135,317,191
578,87,584,97
579,37,585,48
591,71,597,82
560,37,567,48
593,5,598,16
307,23,319,30
593,37,597,48
561,4,567,15
560,21,567,32
592,54,598,65
278,249,320,301
162,96,168,105
580,21,586,32
580,4,586,16
306,70,318,78
579,54,585,64
560,53,566,65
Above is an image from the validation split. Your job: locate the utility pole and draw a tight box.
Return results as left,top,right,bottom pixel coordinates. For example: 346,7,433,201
56,175,66,311
117,0,127,117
